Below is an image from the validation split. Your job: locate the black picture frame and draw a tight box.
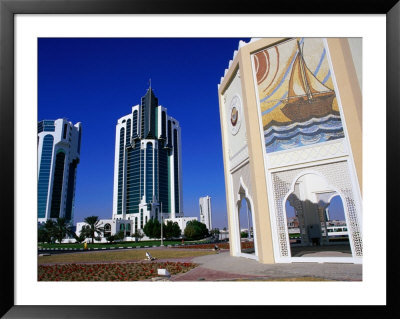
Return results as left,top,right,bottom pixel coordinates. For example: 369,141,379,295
1,0,398,317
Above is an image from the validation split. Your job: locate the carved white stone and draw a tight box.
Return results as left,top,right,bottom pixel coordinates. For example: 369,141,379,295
222,70,249,171
271,161,362,258
232,163,253,204
267,139,347,169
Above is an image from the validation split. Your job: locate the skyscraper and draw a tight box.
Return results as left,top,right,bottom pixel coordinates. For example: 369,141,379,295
112,87,183,231
199,196,212,230
37,119,82,224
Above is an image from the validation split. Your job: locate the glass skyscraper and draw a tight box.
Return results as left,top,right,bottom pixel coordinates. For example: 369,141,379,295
37,119,82,224
112,87,183,231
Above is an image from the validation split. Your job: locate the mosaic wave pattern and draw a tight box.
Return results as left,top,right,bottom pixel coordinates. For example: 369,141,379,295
265,114,345,153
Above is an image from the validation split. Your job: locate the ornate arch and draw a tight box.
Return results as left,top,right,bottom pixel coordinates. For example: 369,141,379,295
272,161,362,259
233,176,259,258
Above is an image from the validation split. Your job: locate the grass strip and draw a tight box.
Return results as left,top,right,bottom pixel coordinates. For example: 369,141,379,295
38,248,214,265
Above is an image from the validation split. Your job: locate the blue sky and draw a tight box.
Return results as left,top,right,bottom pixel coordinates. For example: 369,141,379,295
38,38,251,229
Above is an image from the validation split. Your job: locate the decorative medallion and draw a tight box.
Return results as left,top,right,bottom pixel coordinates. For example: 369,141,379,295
229,94,242,135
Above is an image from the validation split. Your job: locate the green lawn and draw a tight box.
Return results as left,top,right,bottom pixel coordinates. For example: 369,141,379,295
38,239,211,249
38,248,215,264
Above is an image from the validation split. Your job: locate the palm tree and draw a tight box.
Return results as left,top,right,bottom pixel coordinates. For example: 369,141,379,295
43,219,56,243
83,216,103,244
73,232,86,244
53,217,74,244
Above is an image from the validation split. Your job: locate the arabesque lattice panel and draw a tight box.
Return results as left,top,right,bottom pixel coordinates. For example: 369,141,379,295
271,161,362,258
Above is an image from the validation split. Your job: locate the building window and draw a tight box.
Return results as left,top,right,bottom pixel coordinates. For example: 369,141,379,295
174,129,180,213
65,159,78,221
39,120,55,132
50,151,66,218
168,120,172,147
104,223,111,237
63,123,68,139
132,110,138,138
77,127,82,154
145,142,153,202
162,111,166,139
140,209,143,228
140,96,146,138
140,148,144,198
38,134,54,218
154,147,158,201
158,141,169,214
126,119,131,146
126,140,141,214
117,127,125,214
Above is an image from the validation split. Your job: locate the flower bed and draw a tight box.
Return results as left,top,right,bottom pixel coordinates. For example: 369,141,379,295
38,261,196,281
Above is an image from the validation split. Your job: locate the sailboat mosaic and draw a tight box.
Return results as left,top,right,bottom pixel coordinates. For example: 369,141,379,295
253,38,345,153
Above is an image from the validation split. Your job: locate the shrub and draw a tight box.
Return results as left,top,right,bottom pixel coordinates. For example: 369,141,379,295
105,234,115,244
164,221,181,240
38,228,51,243
143,218,161,239
132,229,144,242
115,231,125,241
184,220,209,240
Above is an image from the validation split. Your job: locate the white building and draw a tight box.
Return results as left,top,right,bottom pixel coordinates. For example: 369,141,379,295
75,219,134,242
38,119,82,224
199,196,212,230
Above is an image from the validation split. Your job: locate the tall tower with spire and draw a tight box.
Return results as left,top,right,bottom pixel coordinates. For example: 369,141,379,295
112,87,183,231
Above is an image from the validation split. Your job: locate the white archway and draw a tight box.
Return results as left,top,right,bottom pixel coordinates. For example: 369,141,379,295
282,171,354,259
232,177,259,260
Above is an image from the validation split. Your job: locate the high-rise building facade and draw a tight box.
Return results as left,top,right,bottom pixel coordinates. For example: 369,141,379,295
37,119,82,224
199,196,212,230
112,87,183,231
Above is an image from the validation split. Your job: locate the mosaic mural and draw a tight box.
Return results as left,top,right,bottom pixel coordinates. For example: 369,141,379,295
253,38,345,153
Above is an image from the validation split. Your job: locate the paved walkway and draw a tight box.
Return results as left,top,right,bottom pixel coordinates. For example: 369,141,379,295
170,251,362,281
39,247,362,281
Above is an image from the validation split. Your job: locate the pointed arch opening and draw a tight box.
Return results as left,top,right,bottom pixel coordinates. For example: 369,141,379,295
233,178,258,259
284,172,352,258
237,195,255,255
